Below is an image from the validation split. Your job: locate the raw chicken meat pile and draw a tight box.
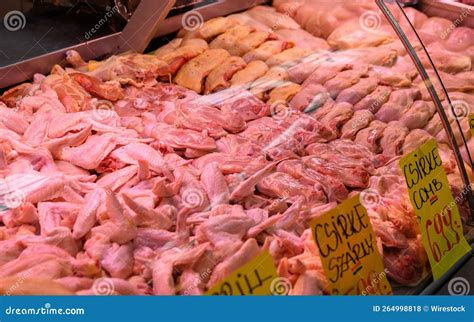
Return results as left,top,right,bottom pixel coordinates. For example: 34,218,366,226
0,1,473,295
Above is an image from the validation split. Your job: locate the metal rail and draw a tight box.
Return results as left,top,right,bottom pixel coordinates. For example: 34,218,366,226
376,0,474,219
117,0,175,53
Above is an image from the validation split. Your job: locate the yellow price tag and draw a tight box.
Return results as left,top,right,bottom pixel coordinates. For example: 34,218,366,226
206,251,279,295
310,195,392,295
469,114,474,136
399,139,470,280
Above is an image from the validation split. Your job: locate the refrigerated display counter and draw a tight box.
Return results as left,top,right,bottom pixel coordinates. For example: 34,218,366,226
0,0,472,296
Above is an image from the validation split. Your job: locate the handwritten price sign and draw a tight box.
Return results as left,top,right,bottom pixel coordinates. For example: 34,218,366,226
400,139,470,280
206,251,278,295
310,195,392,295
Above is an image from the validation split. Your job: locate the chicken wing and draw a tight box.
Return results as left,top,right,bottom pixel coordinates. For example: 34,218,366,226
40,71,91,113
69,73,124,101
